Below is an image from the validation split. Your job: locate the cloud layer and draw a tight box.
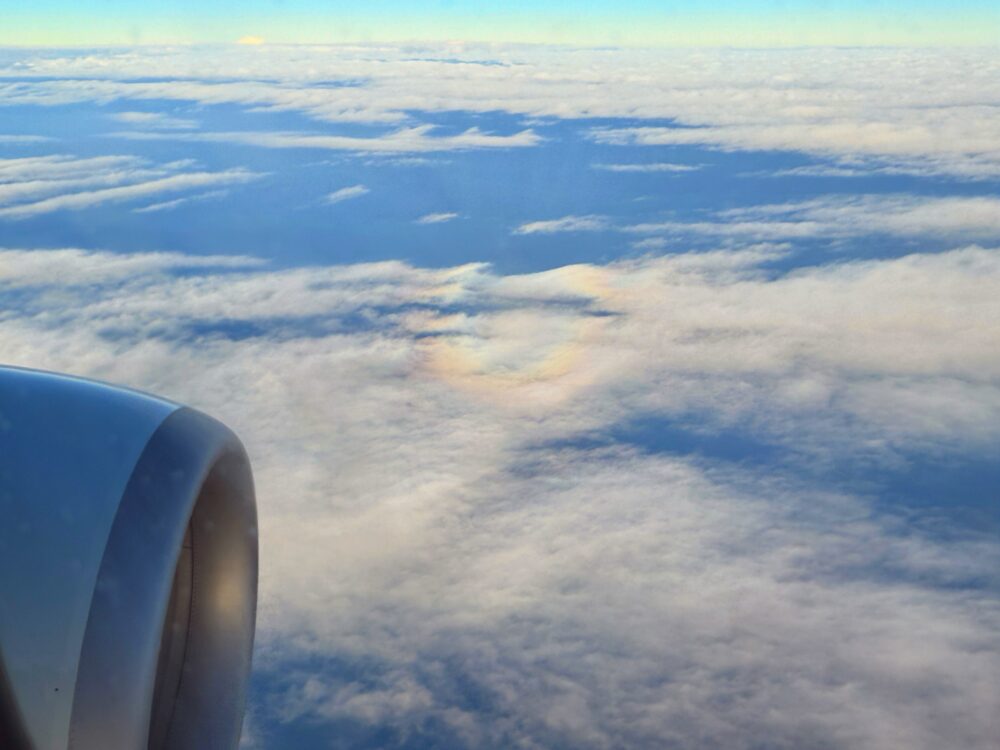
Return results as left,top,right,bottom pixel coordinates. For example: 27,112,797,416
1,244,997,749
3,45,999,176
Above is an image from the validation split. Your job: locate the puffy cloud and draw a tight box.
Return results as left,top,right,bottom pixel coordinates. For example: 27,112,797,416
1,243,998,748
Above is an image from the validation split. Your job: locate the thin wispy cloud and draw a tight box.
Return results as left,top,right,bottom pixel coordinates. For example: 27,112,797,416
0,167,261,219
592,162,699,173
630,237,669,250
132,189,229,213
325,184,370,204
0,134,53,144
113,125,542,154
514,214,609,235
416,212,459,224
624,195,1000,241
110,111,199,130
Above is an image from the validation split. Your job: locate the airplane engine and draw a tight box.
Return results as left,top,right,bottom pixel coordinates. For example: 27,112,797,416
0,366,258,750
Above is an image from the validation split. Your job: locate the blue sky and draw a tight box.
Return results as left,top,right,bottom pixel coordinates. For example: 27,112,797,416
1,40,999,750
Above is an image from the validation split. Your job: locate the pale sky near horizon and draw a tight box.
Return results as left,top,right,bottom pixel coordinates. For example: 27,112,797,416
3,0,999,46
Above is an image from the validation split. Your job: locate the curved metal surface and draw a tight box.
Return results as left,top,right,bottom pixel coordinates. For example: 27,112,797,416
0,655,33,750
68,407,258,750
0,366,177,750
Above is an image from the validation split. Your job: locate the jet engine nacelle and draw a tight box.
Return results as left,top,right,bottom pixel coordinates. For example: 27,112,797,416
0,366,257,750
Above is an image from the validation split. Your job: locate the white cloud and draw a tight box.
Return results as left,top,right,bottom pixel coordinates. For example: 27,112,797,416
514,214,609,235
0,167,262,219
365,156,445,167
132,189,229,213
0,135,53,144
109,111,199,130
113,125,542,154
624,195,1000,241
0,154,143,182
325,184,370,204
0,247,262,287
2,46,999,176
592,162,699,173
0,153,262,219
630,237,669,250
2,243,999,749
416,212,459,224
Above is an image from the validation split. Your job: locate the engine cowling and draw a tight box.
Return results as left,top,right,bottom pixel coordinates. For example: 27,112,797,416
0,366,258,750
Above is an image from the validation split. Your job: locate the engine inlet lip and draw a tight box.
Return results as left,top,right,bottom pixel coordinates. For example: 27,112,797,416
68,407,258,750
